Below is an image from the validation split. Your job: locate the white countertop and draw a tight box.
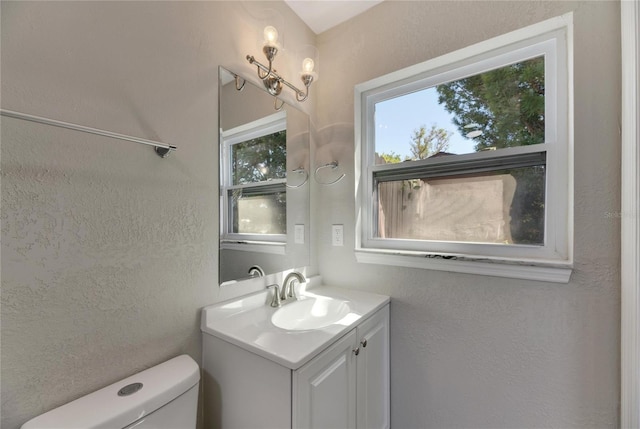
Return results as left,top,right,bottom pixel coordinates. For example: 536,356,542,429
201,284,389,370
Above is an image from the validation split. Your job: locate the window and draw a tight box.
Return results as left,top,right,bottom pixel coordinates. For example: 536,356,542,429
355,14,573,282
221,112,287,248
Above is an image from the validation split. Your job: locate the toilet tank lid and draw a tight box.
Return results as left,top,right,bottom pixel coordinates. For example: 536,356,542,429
21,354,200,429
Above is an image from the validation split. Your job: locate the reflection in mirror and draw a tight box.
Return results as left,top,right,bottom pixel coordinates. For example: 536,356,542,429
219,67,310,285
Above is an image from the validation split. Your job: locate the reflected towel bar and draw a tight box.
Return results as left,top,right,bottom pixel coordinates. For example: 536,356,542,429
0,109,177,158
286,167,309,188
315,161,345,185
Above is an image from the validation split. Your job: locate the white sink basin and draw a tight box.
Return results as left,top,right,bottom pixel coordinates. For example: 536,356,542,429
201,284,389,368
271,297,352,331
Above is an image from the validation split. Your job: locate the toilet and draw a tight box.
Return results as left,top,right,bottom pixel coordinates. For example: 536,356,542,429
21,354,200,429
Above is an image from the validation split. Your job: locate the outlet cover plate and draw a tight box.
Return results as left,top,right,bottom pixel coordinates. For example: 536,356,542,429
332,224,344,246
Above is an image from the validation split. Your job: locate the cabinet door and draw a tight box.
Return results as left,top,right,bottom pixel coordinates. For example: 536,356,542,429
356,305,390,429
293,330,357,429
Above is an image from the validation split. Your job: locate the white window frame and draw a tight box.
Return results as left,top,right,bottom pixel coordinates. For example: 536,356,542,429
220,111,287,251
620,0,640,426
355,13,573,283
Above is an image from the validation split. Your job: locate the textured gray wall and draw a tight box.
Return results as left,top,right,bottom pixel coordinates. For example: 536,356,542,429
1,1,622,429
0,2,315,428
314,1,621,428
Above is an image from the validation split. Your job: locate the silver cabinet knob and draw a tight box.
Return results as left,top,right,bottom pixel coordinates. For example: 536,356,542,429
361,339,368,348
353,347,360,356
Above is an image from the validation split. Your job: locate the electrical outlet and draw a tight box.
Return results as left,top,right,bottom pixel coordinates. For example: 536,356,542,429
294,224,305,244
332,224,344,246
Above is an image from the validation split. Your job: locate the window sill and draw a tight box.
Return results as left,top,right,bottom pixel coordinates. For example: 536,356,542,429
355,249,572,283
220,240,286,255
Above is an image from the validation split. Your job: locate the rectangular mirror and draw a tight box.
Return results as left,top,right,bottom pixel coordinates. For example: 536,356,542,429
219,66,310,285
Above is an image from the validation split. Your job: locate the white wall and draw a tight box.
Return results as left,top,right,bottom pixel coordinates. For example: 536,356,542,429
315,1,621,428
0,2,315,428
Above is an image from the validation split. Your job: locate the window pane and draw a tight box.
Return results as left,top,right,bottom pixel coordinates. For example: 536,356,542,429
229,188,286,234
376,166,545,245
232,130,287,184
374,56,545,163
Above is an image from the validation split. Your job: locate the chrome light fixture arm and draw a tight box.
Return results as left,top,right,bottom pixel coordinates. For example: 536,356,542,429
247,55,283,97
234,75,246,91
296,74,314,102
246,55,313,102
258,44,278,80
246,55,274,81
274,98,285,111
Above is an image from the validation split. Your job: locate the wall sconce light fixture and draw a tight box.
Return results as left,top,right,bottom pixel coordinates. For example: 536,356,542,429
246,26,316,104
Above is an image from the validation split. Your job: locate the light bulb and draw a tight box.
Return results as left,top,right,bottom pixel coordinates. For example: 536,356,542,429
302,58,315,74
263,26,279,46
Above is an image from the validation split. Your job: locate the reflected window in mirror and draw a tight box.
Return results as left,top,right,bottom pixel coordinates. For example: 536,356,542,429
221,111,287,241
218,66,310,285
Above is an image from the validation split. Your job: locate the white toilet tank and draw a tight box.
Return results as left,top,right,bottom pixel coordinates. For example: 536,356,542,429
21,354,200,429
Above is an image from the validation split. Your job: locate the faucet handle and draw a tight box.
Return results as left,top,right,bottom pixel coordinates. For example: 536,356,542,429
266,284,281,308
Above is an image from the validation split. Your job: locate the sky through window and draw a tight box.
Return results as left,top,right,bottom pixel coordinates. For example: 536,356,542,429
375,87,476,159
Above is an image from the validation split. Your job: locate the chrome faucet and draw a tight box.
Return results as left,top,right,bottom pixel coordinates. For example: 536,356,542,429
280,271,306,301
266,284,281,307
248,265,265,277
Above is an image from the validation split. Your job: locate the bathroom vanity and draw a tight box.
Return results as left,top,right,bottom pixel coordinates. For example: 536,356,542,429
201,283,390,429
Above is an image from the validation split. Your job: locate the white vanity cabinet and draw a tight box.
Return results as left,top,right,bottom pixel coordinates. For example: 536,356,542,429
293,306,390,429
356,305,391,429
202,303,389,429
